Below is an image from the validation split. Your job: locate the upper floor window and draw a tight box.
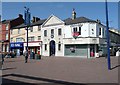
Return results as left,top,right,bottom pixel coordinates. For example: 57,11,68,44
30,27,33,32
6,33,8,40
11,38,13,42
11,29,13,34
102,28,105,37
16,38,22,42
91,29,94,34
18,29,20,34
28,36,34,42
38,36,41,40
6,24,9,30
38,26,41,31
79,27,81,35
51,29,54,35
44,30,47,37
73,27,77,32
99,28,101,35
58,29,62,35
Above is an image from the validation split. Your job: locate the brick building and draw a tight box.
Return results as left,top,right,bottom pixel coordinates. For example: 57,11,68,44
0,14,24,52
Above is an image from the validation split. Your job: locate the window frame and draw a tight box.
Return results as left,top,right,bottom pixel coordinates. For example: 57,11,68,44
58,28,62,36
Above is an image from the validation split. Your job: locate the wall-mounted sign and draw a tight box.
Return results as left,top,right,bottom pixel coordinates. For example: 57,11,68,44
10,42,23,48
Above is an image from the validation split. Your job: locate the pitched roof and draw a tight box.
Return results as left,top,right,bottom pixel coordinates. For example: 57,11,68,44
12,19,46,29
64,17,96,25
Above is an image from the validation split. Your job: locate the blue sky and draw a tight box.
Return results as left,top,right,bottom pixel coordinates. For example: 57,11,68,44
2,2,118,29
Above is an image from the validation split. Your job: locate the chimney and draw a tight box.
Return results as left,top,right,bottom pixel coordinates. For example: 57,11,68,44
96,19,101,24
72,8,76,20
19,14,23,18
32,16,40,23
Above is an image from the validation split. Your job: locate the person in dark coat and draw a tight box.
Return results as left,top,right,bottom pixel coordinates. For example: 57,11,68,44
24,51,28,63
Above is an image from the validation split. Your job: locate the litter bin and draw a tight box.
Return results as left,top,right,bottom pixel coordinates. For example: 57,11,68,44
30,52,34,59
35,54,41,60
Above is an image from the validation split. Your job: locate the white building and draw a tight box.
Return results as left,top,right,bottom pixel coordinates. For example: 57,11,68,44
41,10,107,58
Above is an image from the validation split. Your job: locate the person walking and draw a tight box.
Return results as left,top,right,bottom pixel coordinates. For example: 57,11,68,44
24,51,28,63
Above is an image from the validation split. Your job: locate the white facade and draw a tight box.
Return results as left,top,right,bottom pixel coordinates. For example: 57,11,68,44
40,15,107,58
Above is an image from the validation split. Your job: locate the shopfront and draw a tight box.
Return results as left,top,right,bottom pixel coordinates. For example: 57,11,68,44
10,42,24,56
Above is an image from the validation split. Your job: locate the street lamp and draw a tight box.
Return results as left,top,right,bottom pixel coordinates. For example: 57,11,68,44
24,6,31,63
105,0,111,70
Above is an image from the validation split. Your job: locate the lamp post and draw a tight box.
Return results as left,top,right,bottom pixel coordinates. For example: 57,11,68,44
1,40,4,65
24,6,31,63
105,0,111,70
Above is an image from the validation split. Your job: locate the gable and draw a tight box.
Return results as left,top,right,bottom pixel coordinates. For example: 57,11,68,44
42,15,64,27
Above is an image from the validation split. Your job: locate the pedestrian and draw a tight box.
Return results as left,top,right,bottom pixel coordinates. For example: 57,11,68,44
24,51,28,63
1,52,4,65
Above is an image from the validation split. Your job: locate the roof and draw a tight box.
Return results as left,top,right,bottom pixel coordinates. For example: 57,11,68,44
1,19,14,24
64,17,96,25
12,19,46,29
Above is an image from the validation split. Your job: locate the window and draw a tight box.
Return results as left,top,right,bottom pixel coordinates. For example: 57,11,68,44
16,38,22,42
51,29,54,35
30,27,33,32
28,36,34,41
79,27,81,35
99,28,101,35
58,29,62,35
44,30,47,37
11,29,13,34
38,26,41,31
73,27,77,32
18,29,20,34
51,29,54,38
91,29,94,34
58,44,61,51
38,36,41,40
6,33,8,40
102,28,104,37
45,44,47,51
31,37,34,41
6,24,9,30
11,38,13,42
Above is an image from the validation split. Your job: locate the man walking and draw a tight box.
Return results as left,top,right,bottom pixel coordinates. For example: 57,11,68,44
24,51,28,63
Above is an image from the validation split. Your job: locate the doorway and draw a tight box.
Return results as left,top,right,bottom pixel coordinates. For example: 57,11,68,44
49,40,55,56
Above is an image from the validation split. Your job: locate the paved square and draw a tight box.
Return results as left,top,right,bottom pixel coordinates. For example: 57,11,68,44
2,56,119,85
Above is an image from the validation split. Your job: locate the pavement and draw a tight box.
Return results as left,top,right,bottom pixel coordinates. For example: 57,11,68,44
1,56,120,85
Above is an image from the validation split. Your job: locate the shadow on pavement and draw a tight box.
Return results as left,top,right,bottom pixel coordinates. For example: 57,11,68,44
2,67,16,71
111,65,120,70
2,78,36,85
2,74,85,85
2,74,119,85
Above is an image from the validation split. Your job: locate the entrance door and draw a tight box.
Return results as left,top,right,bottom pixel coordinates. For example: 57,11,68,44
49,40,55,56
